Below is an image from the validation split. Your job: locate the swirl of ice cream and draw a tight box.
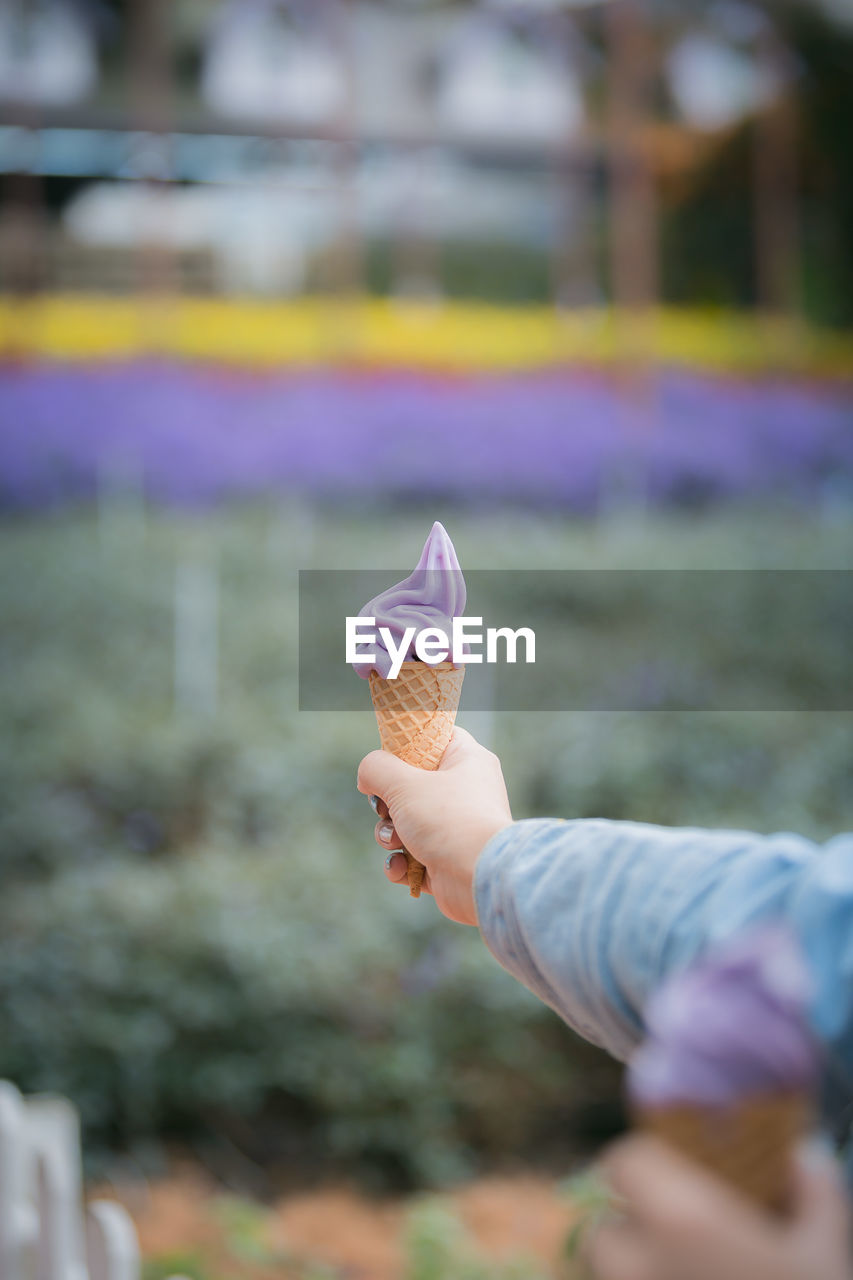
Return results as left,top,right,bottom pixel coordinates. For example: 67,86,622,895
627,926,819,1108
352,521,467,680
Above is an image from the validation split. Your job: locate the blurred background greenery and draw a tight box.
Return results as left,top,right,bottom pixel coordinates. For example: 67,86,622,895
1,0,852,1275
2,504,851,1198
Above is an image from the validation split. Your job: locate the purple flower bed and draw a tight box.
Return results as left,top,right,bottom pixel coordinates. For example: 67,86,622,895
0,362,851,510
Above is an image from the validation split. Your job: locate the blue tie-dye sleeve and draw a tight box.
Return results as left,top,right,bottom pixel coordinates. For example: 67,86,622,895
474,818,853,1164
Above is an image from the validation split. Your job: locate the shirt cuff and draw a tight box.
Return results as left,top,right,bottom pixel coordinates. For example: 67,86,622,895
474,819,577,1023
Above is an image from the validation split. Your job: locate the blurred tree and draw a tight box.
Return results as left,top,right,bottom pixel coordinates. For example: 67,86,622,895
661,1,853,326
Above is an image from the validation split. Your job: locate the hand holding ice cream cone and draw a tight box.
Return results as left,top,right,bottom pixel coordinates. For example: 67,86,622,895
358,725,512,925
592,1130,851,1280
353,522,468,898
627,926,821,1216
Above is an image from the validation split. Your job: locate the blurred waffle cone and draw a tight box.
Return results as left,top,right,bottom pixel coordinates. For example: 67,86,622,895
368,661,465,897
635,1093,811,1215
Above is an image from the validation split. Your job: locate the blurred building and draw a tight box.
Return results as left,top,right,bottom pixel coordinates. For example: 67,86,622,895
202,2,346,126
0,0,98,106
0,0,825,307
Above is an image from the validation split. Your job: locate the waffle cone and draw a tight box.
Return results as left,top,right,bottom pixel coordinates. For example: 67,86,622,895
635,1093,810,1216
368,662,465,897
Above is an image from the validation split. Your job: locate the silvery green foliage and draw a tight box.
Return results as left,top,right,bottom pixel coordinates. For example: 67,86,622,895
0,507,850,1185
404,1198,551,1280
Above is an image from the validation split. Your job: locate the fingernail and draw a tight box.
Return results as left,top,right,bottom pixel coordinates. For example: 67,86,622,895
385,853,395,870
378,823,394,844
368,794,379,814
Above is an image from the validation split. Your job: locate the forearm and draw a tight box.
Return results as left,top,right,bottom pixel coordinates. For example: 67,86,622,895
474,818,853,1068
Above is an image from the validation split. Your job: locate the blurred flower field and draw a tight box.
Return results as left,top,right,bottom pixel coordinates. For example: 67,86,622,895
3,301,852,375
1,362,852,510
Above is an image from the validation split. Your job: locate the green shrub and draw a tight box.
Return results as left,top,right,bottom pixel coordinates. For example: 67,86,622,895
142,1254,209,1280
404,1198,551,1280
1,505,850,1186
0,836,580,1185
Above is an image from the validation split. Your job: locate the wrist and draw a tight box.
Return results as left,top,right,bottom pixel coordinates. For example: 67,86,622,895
464,816,514,926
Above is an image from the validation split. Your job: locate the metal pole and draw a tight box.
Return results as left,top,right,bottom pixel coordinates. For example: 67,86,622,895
128,0,175,305
754,25,799,318
606,0,659,320
602,0,660,522
174,551,220,720
0,1,47,354
332,0,362,301
550,12,599,310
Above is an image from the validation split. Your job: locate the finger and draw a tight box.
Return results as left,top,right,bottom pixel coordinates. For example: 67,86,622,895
375,829,433,893
602,1136,762,1237
383,851,409,884
586,1221,654,1280
357,749,421,805
375,819,402,851
790,1139,851,1238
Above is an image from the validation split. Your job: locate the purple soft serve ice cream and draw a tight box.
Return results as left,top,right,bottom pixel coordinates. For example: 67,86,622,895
352,521,467,680
628,927,819,1109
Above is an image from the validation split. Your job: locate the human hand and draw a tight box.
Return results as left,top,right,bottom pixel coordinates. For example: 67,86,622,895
356,727,513,926
587,1134,852,1280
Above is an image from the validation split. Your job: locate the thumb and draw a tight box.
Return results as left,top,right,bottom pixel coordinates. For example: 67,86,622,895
439,726,492,768
357,749,422,807
790,1139,851,1238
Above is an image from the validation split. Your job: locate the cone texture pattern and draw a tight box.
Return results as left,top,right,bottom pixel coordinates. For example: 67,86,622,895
369,662,465,896
636,1093,810,1215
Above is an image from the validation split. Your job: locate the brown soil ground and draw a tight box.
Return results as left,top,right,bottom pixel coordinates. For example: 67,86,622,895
91,1163,579,1279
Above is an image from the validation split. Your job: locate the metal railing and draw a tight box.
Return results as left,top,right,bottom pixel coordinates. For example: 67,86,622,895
0,1081,185,1280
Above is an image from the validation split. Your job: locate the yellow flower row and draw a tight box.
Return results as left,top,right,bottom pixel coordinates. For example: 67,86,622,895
0,295,851,376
